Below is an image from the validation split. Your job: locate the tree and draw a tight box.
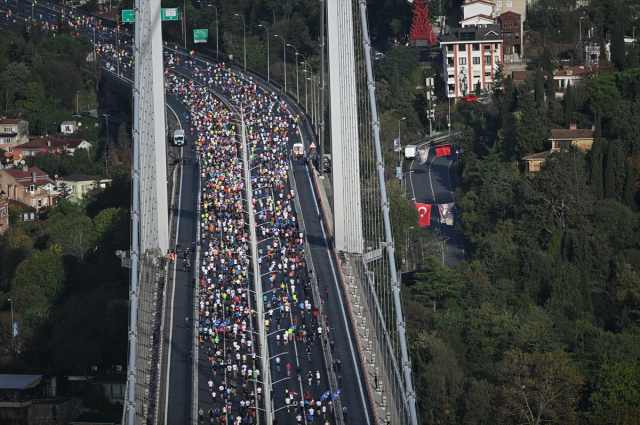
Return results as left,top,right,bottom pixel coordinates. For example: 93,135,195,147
375,46,420,84
515,90,545,157
588,363,640,422
628,43,640,69
623,161,637,211
493,60,504,96
611,23,627,71
590,116,604,200
48,215,95,259
13,246,66,299
564,84,573,127
497,349,584,425
412,256,464,311
604,141,616,199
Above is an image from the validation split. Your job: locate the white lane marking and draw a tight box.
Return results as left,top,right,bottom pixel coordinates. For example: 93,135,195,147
164,103,184,425
303,166,372,425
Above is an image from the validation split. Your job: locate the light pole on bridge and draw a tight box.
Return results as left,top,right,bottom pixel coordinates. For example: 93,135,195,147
234,14,246,71
258,24,269,81
286,44,299,101
274,34,286,93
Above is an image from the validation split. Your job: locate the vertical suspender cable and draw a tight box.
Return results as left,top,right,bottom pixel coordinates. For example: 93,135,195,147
358,2,418,424
319,0,325,176
127,0,141,423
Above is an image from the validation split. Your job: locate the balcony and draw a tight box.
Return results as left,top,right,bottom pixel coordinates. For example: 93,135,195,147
446,49,454,56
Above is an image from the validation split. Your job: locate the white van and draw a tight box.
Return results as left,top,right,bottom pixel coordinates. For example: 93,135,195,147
173,129,185,146
404,145,417,159
292,143,305,159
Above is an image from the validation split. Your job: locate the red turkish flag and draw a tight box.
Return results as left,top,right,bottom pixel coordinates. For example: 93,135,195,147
415,203,431,227
435,144,451,157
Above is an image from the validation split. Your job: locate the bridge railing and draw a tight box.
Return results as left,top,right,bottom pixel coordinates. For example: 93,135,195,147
287,165,344,425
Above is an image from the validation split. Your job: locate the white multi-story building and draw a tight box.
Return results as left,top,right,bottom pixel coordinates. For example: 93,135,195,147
438,25,504,98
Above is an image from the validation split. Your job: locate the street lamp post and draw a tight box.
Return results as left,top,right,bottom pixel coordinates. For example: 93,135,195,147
398,117,406,166
634,27,636,45
76,91,79,115
287,44,299,101
258,25,269,81
301,60,310,112
7,299,13,338
579,16,584,45
274,34,286,93
235,14,246,71
208,5,218,59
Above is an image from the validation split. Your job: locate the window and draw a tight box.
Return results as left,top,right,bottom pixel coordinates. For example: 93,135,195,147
495,43,500,49
485,56,491,65
3,127,12,133
473,57,481,64
458,44,466,51
515,33,519,39
459,58,467,65
37,199,42,207
497,1,502,7
487,83,492,90
447,45,453,51
448,74,454,80
507,1,512,7
503,22,507,29
515,21,519,28
28,184,37,192
31,199,36,208
42,198,47,206
485,71,492,77
506,46,511,54
7,148,11,153
472,43,480,51
495,56,500,63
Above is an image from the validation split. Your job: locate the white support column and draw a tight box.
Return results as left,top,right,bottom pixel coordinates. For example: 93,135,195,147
327,0,363,254
139,0,169,255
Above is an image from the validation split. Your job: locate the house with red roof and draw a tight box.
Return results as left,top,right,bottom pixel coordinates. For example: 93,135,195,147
9,137,92,164
0,165,58,212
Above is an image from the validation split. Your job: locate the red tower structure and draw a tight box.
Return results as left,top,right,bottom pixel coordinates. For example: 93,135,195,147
409,1,436,46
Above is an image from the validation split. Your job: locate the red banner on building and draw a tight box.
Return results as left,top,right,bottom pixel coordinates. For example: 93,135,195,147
435,144,451,157
415,203,431,227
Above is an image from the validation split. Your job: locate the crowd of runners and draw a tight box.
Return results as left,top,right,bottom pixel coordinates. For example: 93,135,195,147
164,60,345,424
9,3,350,421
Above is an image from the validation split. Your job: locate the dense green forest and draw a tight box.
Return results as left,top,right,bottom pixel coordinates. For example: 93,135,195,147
0,15,131,411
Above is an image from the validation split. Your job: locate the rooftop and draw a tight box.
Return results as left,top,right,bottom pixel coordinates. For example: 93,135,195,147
461,0,496,7
550,129,594,140
19,136,87,150
554,66,587,77
437,24,503,43
1,119,24,125
62,174,97,182
0,374,42,390
522,151,553,161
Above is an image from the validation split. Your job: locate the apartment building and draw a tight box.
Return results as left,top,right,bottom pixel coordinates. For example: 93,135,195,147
496,11,523,63
463,0,527,21
0,165,58,212
0,118,29,161
438,25,504,98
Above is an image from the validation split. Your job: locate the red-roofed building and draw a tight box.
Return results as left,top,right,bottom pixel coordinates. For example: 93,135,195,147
554,66,587,97
0,165,58,212
10,137,91,164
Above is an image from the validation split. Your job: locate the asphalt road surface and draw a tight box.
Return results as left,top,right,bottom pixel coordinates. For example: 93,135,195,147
1,3,375,421
405,147,468,266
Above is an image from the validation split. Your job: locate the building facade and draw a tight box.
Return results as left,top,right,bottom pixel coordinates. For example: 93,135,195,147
496,11,523,63
438,25,504,98
465,0,527,21
582,29,610,66
58,174,112,204
0,165,58,211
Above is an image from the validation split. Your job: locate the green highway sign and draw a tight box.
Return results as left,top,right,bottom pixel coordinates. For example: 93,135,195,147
194,29,208,44
161,8,179,21
122,9,134,22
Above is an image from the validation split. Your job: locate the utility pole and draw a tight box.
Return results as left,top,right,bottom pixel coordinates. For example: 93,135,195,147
426,77,434,137
319,0,325,176
240,111,271,425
